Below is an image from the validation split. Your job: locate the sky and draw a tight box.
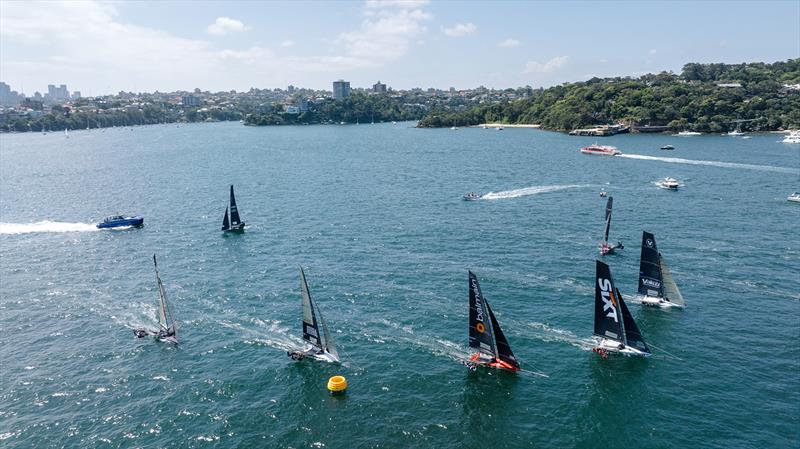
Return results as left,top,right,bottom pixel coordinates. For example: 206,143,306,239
1,0,798,96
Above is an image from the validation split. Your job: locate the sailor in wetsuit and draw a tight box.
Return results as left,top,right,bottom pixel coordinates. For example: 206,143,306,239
158,329,175,339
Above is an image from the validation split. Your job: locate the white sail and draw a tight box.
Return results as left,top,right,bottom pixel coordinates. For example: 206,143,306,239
318,306,338,358
660,255,685,306
154,256,176,333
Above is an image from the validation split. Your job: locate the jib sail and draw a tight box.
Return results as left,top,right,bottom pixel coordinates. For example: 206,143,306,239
487,302,520,369
618,287,650,353
660,256,685,306
221,206,230,231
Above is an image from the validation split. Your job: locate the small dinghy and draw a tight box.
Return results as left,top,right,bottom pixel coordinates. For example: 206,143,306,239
592,260,650,357
465,271,520,372
463,192,480,201
287,267,340,363
134,255,178,343
221,185,245,232
635,232,685,308
599,196,623,255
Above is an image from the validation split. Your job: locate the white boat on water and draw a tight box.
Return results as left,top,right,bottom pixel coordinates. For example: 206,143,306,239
726,130,746,137
676,131,701,136
463,192,480,201
581,144,621,156
788,192,800,203
656,177,680,190
780,131,800,144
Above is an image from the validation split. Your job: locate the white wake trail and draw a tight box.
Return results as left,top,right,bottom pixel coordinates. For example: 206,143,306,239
481,184,591,200
618,154,798,174
0,221,99,235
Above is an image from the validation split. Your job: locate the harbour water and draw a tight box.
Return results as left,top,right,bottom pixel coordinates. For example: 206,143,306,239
1,122,798,448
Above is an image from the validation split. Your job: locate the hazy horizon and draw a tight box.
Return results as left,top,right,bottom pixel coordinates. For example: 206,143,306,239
1,0,798,97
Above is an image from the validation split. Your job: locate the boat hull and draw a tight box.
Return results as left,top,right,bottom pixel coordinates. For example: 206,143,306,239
97,217,144,228
594,338,650,357
636,295,685,309
469,353,520,372
223,222,246,232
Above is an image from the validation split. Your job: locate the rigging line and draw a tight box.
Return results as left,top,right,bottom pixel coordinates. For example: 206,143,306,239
646,342,684,361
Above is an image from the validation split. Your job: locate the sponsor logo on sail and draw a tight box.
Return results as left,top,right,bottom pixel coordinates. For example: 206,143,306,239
471,278,485,330
475,322,485,333
641,277,661,289
646,238,654,248
598,278,618,322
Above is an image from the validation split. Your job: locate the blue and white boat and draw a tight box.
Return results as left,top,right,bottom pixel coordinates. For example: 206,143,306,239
97,215,144,228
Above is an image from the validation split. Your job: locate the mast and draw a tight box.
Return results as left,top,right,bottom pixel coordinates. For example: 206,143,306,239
602,197,613,243
221,206,230,231
638,231,664,298
468,271,497,358
229,185,241,226
594,260,624,343
300,267,323,350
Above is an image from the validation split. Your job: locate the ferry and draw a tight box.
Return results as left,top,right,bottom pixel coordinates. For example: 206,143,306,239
580,144,621,156
97,215,144,229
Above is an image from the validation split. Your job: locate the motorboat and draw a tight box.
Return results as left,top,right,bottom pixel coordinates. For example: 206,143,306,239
580,144,621,156
788,192,800,203
657,177,680,190
676,131,701,136
660,145,675,150
463,192,480,201
726,130,745,137
97,215,144,228
781,131,800,144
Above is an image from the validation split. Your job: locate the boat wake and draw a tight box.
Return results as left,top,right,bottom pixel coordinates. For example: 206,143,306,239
221,319,300,353
481,184,591,200
0,221,99,235
619,154,798,174
525,322,595,351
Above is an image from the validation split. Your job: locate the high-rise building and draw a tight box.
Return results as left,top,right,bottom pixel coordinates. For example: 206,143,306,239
332,80,350,100
372,80,387,93
182,95,200,107
46,84,70,102
72,91,81,99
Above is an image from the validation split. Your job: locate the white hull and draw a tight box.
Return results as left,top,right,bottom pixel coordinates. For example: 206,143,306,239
158,335,178,344
594,337,650,357
291,346,340,363
635,295,685,309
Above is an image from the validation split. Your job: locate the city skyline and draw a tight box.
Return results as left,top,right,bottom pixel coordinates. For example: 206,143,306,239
1,0,799,97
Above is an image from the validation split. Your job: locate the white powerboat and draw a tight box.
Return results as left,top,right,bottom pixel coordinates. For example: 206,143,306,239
788,192,800,203
580,144,621,156
657,177,680,190
463,192,480,201
676,131,701,136
781,131,800,144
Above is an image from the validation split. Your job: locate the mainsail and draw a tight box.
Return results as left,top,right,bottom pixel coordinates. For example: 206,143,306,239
153,255,176,334
638,231,664,298
468,271,496,357
594,260,624,342
229,185,241,227
221,206,230,231
660,256,685,306
299,267,337,357
602,196,613,243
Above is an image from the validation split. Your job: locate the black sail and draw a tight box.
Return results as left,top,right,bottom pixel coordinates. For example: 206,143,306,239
594,260,624,342
602,197,613,243
300,267,322,349
221,206,230,231
487,302,520,369
468,271,496,358
638,231,664,297
229,185,242,226
618,288,650,353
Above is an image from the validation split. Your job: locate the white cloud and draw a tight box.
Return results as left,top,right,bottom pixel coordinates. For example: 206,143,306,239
498,38,520,48
207,17,248,36
365,0,430,8
280,39,295,47
337,6,431,64
524,56,569,73
443,23,476,37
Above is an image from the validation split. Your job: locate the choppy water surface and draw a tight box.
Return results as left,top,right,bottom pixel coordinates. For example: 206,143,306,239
1,123,798,448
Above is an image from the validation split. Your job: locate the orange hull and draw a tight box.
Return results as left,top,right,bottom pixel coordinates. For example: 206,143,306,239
470,353,520,372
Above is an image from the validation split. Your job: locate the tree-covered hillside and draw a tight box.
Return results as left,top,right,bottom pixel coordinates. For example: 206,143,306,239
418,59,800,132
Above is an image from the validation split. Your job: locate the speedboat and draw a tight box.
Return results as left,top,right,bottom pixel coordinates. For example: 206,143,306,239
657,177,680,190
676,131,701,136
97,215,144,228
463,192,480,201
788,192,800,203
660,145,675,150
781,131,800,144
580,144,621,156
726,130,745,137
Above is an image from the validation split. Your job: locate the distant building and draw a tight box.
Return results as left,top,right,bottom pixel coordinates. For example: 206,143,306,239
46,84,70,102
288,85,296,94
182,95,200,107
332,79,351,100
372,80,387,93
298,98,309,113
72,91,81,99
285,105,299,114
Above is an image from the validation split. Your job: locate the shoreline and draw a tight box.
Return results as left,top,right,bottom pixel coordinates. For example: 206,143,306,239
472,123,542,129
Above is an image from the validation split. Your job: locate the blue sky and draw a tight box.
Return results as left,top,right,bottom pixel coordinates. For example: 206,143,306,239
1,0,798,96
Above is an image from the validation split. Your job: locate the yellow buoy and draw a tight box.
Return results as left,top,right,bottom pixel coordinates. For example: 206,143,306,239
327,375,347,395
